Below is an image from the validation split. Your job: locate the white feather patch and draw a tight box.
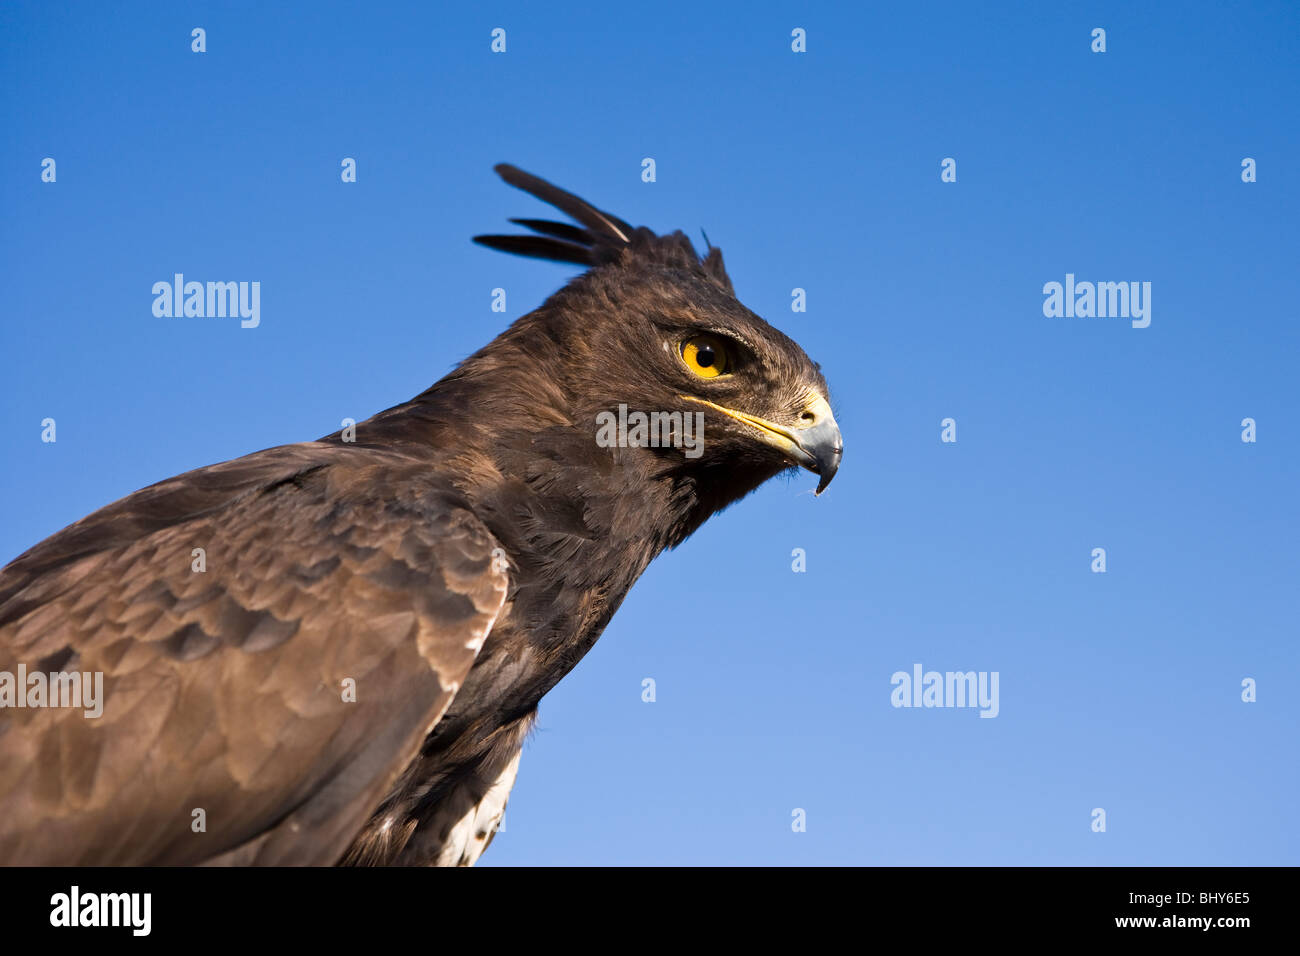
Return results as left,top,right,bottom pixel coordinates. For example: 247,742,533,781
436,750,522,867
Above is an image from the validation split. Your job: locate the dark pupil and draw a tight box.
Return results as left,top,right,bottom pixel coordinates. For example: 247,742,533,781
696,346,716,368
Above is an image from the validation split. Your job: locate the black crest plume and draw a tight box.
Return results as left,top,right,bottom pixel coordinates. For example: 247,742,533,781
473,164,636,266
473,164,735,292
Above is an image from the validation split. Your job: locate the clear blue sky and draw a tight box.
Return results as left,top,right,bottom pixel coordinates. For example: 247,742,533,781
2,1,1296,865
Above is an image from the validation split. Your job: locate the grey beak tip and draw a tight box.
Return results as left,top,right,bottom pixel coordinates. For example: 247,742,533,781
813,446,842,496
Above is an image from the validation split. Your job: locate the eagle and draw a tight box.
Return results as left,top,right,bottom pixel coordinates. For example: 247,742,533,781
0,165,842,865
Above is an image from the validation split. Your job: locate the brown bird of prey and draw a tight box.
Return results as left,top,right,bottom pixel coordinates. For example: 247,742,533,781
0,165,842,866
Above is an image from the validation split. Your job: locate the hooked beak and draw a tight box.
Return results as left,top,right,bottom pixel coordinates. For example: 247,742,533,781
680,393,843,495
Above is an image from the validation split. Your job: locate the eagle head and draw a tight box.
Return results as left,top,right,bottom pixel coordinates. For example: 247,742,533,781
471,165,843,527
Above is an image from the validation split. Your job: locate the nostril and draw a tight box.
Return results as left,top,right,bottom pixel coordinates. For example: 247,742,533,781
800,411,816,424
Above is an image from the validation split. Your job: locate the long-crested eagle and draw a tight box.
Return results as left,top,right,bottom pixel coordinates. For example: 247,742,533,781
0,165,842,865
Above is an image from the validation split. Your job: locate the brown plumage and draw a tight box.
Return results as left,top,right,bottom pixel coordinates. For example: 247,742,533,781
0,164,842,865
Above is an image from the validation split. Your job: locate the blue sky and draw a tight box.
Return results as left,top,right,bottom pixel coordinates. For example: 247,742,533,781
2,1,1296,864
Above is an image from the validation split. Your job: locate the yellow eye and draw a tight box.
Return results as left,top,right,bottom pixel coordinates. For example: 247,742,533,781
680,335,730,378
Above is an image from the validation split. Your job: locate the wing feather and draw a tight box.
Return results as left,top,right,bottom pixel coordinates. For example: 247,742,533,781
0,442,508,865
